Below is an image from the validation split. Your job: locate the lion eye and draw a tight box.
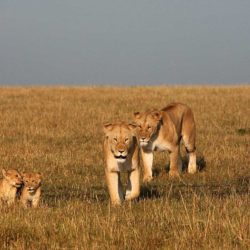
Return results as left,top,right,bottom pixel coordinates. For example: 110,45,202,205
138,125,142,129
125,138,129,143
15,175,18,177
113,138,117,142
147,125,152,130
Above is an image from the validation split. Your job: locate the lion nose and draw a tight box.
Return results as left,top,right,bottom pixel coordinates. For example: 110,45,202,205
141,137,146,141
118,149,124,153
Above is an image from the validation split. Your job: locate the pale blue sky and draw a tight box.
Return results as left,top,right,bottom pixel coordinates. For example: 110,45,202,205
0,0,250,85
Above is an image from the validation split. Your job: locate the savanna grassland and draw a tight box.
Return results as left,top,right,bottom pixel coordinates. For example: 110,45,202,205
0,86,249,250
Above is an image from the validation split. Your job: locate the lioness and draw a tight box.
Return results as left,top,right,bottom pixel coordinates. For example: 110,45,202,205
20,172,42,208
103,122,140,205
0,169,22,205
134,103,197,182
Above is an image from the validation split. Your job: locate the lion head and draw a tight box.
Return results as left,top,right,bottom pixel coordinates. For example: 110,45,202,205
134,110,162,147
22,172,42,194
103,122,137,163
2,169,23,188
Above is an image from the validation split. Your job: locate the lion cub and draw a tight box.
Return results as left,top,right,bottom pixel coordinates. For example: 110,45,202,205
20,172,42,208
0,169,23,205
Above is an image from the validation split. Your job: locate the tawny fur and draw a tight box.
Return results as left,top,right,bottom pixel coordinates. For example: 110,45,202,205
134,103,197,182
103,122,140,205
0,169,22,205
20,172,42,208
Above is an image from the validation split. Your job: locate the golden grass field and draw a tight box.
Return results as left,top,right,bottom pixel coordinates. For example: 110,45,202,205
0,86,249,249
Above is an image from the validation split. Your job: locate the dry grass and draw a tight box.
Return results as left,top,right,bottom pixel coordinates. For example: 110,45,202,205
0,86,249,249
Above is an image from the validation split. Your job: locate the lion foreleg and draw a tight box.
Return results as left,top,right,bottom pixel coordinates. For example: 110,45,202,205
141,149,153,183
125,168,140,201
105,170,123,205
21,198,29,208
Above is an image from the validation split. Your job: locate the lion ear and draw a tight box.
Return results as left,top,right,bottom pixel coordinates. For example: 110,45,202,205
134,112,141,120
103,123,113,134
21,172,26,178
134,111,141,119
128,123,137,136
37,172,42,180
128,123,137,131
151,110,162,121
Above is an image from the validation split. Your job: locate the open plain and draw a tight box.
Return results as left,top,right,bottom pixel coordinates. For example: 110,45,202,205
0,86,249,249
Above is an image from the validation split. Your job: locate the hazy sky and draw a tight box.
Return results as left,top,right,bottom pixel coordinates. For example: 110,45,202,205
0,0,250,85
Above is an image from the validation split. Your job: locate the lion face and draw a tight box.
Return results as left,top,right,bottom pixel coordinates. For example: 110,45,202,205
2,169,23,188
103,122,137,163
134,110,162,147
22,173,42,193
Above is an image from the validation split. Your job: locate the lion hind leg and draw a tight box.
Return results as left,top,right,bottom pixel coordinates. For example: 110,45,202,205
177,149,183,172
182,137,197,174
169,146,181,178
187,152,197,174
182,109,197,174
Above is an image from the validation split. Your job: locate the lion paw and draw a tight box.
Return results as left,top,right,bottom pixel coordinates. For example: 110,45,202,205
125,190,131,200
188,164,197,174
169,170,180,178
143,175,153,183
125,190,139,200
110,199,122,206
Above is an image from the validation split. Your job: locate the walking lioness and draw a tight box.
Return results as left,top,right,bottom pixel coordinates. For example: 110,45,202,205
134,103,197,182
103,122,140,205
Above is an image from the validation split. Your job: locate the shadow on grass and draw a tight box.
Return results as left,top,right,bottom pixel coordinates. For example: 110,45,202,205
211,175,250,198
44,185,108,207
43,173,249,207
166,176,250,200
45,184,163,206
139,185,162,200
138,174,250,202
236,128,250,135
